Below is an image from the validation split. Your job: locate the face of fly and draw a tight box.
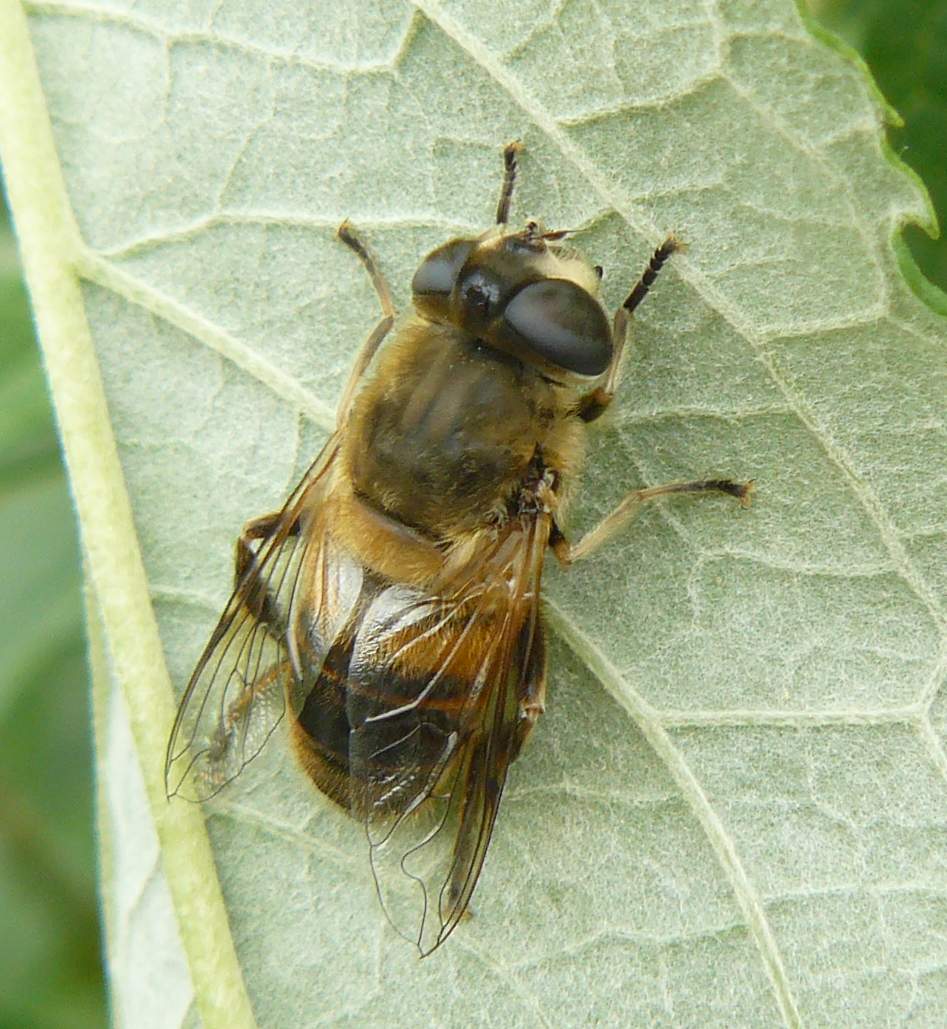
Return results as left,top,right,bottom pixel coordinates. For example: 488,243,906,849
411,221,613,383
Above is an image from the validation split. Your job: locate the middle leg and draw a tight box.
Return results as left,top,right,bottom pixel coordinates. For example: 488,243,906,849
552,478,754,565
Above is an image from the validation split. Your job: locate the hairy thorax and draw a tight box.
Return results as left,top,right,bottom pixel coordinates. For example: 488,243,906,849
340,319,584,543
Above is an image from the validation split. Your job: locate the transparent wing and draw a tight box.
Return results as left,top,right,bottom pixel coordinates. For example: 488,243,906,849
164,436,340,802
345,515,550,955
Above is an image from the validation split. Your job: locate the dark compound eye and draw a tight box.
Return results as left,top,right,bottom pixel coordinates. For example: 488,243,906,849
502,279,612,376
411,238,475,298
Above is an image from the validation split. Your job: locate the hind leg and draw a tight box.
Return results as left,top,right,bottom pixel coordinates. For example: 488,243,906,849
232,510,302,636
512,617,547,761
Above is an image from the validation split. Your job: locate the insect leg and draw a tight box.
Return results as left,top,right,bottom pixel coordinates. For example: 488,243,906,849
234,511,301,635
511,617,547,762
235,511,282,580
577,237,682,423
495,141,522,225
551,479,754,565
335,220,396,424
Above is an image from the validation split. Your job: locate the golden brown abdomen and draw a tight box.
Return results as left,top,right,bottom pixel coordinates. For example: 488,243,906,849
288,562,517,816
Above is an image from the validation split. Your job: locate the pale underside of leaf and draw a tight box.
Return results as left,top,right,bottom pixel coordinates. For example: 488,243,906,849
3,0,947,1025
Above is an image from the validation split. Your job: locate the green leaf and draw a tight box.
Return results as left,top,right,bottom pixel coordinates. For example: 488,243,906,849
3,0,946,1025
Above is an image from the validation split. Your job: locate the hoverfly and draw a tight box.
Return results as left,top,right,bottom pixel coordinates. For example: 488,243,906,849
165,143,753,956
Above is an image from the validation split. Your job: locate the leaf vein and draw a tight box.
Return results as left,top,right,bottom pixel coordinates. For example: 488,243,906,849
544,599,802,1028
26,0,414,74
76,245,336,431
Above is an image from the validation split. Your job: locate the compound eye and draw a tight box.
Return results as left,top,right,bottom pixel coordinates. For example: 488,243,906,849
411,239,475,301
503,279,612,376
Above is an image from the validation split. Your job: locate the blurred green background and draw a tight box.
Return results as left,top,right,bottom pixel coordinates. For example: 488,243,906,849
810,0,947,291
0,2,943,1025
0,203,103,1025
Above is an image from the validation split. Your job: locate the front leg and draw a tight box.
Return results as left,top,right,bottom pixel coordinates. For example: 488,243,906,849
577,238,682,423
